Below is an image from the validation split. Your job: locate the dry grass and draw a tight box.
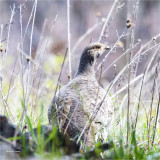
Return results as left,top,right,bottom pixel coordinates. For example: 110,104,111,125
0,0,160,159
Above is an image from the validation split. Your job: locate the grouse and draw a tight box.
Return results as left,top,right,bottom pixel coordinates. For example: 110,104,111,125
48,42,113,147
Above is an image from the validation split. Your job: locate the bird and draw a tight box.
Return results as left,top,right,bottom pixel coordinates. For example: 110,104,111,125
48,42,113,147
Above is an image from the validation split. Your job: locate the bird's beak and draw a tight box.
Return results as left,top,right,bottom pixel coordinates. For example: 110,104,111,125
97,44,110,58
103,44,110,51
103,45,107,51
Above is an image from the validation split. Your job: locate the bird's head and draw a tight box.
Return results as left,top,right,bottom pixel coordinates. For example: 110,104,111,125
76,42,108,76
82,42,108,64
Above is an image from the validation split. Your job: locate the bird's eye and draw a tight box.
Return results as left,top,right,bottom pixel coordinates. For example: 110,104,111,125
95,46,100,49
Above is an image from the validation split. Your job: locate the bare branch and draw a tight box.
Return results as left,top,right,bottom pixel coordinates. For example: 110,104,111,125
67,0,72,80
98,0,119,42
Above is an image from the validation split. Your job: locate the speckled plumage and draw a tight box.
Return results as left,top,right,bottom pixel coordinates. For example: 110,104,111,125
48,42,113,147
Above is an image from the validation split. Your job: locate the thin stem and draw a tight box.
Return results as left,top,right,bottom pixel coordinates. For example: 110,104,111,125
19,5,25,106
97,28,127,72
53,48,68,101
127,55,131,145
134,67,146,130
25,0,38,103
111,74,143,98
102,41,140,75
98,0,119,42
67,0,72,80
26,15,58,104
148,55,160,150
0,24,3,92
127,0,140,144
22,2,35,42
71,21,102,56
135,45,160,131
105,43,160,98
6,57,18,102
3,4,16,66
0,25,3,45
152,92,160,147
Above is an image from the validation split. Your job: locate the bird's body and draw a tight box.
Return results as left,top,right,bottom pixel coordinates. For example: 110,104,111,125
48,42,113,147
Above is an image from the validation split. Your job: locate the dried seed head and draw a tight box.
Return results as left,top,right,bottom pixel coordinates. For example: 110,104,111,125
116,41,124,48
26,56,30,62
152,37,156,41
126,22,132,28
127,19,131,23
113,64,117,68
0,42,5,52
96,12,101,17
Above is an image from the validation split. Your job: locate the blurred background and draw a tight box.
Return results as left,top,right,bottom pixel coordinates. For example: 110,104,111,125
1,0,160,78
0,0,160,125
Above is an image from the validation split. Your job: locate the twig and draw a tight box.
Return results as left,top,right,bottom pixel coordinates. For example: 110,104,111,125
148,55,160,150
134,45,160,130
127,0,140,144
6,56,18,102
4,45,62,102
29,0,37,60
127,56,131,145
134,68,146,130
26,15,58,104
17,0,38,131
67,0,72,80
36,19,48,56
98,0,119,42
105,43,160,95
0,24,3,44
0,24,3,92
22,1,35,42
151,92,160,147
0,90,15,121
145,44,160,75
122,82,148,124
102,41,140,75
19,4,25,105
0,88,8,116
3,4,16,66
71,21,102,56
133,43,142,78
102,34,160,77
50,48,68,107
25,0,38,104
111,74,143,98
97,28,127,72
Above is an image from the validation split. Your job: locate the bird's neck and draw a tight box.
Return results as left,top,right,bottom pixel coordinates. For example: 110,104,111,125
76,55,96,77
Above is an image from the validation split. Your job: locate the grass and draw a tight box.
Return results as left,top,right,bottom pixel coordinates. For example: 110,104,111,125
1,0,160,159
